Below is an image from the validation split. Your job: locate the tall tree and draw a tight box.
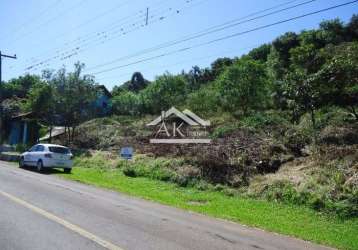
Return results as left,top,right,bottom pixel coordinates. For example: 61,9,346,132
45,62,98,142
141,73,187,114
313,42,358,120
24,83,56,141
119,72,149,93
216,58,268,115
345,14,358,41
248,43,271,62
211,57,234,79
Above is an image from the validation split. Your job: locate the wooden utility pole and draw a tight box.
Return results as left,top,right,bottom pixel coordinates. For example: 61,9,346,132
0,51,17,84
145,7,149,25
0,51,16,144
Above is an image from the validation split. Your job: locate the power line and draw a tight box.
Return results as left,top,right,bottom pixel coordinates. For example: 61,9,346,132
0,51,17,84
19,0,204,73
21,0,166,66
66,0,206,61
85,0,313,72
17,0,193,71
96,45,259,82
22,0,290,72
91,0,358,76
19,0,136,66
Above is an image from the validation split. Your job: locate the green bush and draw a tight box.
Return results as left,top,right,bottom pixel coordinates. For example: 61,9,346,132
211,125,238,138
15,144,28,153
216,58,268,114
259,177,358,218
195,180,212,191
283,127,313,156
74,152,116,169
140,74,188,114
122,166,137,177
120,157,178,183
112,91,142,116
186,84,219,115
239,111,290,129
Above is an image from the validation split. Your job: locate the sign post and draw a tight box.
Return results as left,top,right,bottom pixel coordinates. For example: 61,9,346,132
120,147,133,160
120,147,133,170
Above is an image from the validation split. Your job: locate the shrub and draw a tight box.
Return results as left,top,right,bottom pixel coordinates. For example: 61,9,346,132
213,184,226,192
256,174,358,218
283,127,313,156
186,84,219,115
239,111,290,129
216,58,268,114
122,166,137,177
74,152,116,169
112,91,142,116
211,125,238,138
15,144,27,153
140,74,188,114
172,175,190,187
120,156,178,182
195,180,212,191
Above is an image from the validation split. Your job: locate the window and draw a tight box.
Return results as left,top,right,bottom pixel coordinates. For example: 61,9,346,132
37,145,45,152
49,147,70,154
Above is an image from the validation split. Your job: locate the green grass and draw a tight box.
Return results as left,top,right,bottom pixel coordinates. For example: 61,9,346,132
57,167,358,250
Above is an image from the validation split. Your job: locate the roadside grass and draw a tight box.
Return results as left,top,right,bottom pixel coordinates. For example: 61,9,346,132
57,167,358,250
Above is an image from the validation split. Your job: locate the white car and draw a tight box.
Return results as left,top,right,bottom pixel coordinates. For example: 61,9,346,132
19,144,73,173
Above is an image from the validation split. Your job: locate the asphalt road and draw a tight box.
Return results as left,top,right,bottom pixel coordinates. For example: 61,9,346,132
0,161,333,250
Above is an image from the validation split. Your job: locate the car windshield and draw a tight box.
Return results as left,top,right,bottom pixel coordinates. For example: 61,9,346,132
49,146,70,154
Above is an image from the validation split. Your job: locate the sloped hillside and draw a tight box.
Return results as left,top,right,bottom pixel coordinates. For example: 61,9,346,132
62,107,358,217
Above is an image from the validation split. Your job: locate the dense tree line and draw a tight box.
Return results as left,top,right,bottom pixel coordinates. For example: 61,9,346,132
0,63,99,143
111,16,358,125
1,16,357,143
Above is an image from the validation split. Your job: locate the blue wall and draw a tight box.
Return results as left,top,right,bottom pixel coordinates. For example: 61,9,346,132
8,121,22,145
94,94,112,115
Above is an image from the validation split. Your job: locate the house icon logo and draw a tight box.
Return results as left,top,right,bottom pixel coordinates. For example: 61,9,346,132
147,107,211,144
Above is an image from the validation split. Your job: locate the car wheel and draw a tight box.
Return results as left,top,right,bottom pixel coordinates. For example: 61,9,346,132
19,157,25,168
64,168,71,174
37,160,44,172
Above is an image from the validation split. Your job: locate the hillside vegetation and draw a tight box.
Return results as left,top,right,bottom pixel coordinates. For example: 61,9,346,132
63,16,358,219
68,105,357,219
1,16,357,220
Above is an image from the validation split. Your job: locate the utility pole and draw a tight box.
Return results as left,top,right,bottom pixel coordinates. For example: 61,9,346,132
0,51,16,144
0,51,17,84
145,7,149,25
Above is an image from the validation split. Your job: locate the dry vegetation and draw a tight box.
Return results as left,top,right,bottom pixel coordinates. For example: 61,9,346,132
66,107,358,218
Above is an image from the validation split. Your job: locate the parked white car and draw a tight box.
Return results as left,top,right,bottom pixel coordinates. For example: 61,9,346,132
19,144,73,173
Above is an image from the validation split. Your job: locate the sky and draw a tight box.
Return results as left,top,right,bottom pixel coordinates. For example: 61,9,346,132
0,0,357,90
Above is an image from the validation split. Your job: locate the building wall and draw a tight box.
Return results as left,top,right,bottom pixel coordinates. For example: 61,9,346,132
8,121,22,145
8,121,39,145
94,94,112,116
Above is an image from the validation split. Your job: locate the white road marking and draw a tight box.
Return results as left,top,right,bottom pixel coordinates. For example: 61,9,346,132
0,190,124,250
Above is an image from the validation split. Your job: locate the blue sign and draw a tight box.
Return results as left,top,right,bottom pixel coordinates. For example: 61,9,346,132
120,147,133,160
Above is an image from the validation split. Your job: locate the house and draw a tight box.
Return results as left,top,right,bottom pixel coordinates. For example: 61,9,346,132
7,112,40,145
39,126,66,142
94,85,112,116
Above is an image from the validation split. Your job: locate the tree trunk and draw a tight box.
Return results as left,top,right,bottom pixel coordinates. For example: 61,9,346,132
49,126,53,143
310,108,316,129
310,108,318,144
71,126,76,143
66,126,71,144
